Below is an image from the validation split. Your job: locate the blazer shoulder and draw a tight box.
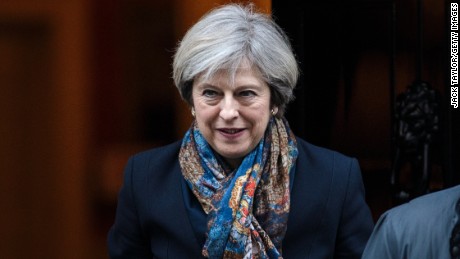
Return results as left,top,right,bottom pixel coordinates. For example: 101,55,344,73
294,137,362,202
130,140,182,165
296,137,357,168
125,140,182,182
383,185,460,223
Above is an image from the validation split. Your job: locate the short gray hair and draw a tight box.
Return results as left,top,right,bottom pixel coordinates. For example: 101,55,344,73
172,4,299,116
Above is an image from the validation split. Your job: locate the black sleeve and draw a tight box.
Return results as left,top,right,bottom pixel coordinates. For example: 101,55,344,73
107,157,152,258
335,158,374,258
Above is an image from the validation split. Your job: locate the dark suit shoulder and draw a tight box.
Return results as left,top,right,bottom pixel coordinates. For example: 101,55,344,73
126,141,182,193
383,185,460,224
362,186,460,259
132,140,182,162
295,137,356,169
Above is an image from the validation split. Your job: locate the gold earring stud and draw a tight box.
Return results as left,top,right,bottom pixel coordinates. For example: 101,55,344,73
191,109,196,117
271,108,278,116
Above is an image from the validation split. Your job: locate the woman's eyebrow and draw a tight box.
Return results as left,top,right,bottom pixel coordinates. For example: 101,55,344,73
197,83,220,89
197,82,263,90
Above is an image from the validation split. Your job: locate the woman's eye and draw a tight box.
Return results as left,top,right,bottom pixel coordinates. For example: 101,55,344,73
203,90,217,97
239,90,256,97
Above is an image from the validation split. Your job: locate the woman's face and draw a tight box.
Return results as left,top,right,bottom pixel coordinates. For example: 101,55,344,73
192,65,272,168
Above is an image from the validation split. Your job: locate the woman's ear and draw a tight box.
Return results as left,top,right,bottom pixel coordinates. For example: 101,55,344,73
191,107,196,117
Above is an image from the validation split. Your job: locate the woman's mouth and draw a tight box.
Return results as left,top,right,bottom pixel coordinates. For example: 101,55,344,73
217,128,245,138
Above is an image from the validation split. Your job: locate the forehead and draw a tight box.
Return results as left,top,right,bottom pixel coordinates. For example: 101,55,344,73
195,65,264,88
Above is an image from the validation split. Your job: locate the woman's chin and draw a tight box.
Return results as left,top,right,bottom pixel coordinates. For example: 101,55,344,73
214,145,249,160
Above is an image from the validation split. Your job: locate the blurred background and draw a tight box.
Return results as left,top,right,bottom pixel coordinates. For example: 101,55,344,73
0,0,457,258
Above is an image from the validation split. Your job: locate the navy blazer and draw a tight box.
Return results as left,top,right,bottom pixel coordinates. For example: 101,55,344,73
108,137,374,258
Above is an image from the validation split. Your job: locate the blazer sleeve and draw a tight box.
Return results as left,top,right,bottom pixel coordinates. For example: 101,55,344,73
107,157,152,258
335,158,374,258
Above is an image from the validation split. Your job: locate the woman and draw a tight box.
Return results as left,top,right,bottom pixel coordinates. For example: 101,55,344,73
108,4,373,258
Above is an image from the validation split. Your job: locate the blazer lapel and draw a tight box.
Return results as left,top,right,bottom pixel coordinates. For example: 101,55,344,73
283,139,333,257
180,171,208,249
158,158,204,258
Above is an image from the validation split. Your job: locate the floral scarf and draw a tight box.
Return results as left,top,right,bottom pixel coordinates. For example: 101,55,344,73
179,117,298,258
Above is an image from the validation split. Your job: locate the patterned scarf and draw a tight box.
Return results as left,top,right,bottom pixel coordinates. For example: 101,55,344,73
179,117,298,259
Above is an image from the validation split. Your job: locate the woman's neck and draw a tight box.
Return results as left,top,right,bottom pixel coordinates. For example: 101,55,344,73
224,157,243,171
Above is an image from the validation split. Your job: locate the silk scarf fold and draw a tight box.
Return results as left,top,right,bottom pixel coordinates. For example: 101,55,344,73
179,117,298,259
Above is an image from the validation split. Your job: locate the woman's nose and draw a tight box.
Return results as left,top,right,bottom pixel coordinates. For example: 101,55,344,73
219,96,239,120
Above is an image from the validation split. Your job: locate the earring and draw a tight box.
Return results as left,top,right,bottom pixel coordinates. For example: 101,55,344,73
191,108,196,117
271,107,278,116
